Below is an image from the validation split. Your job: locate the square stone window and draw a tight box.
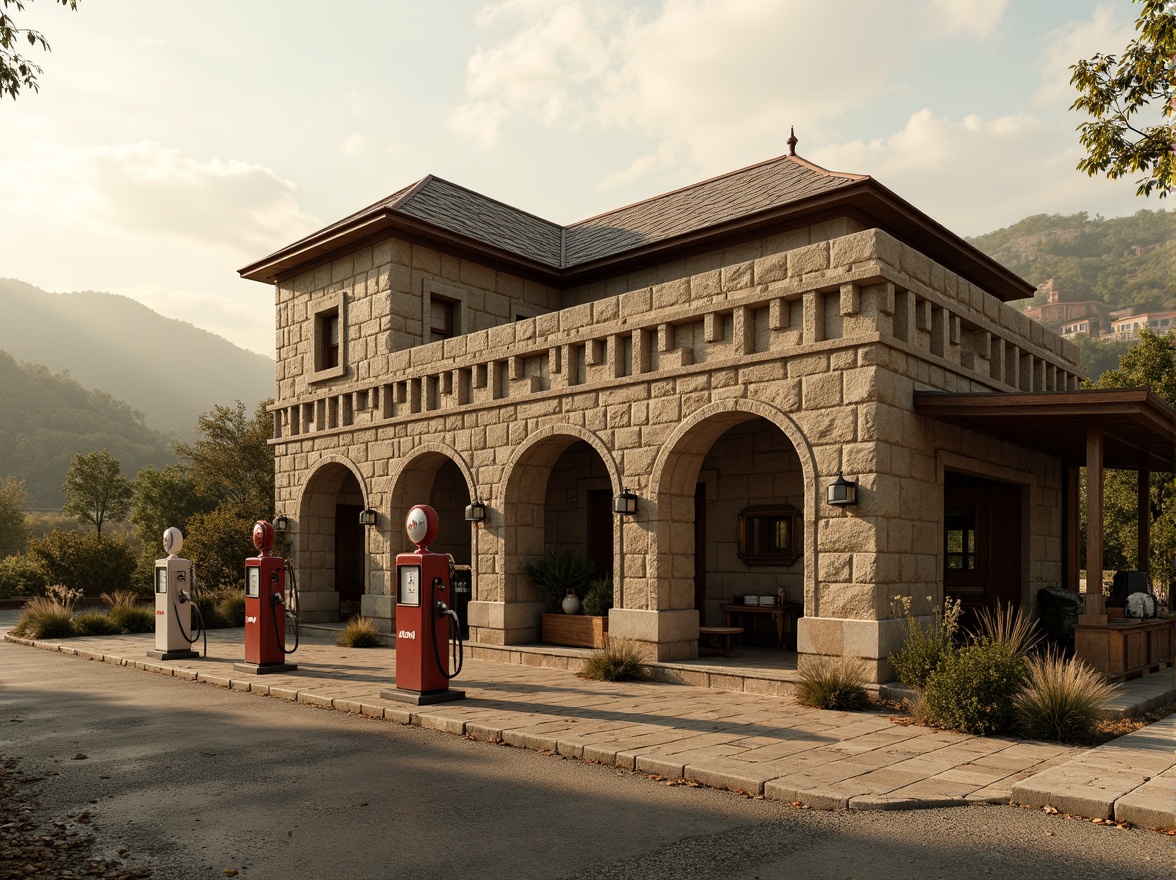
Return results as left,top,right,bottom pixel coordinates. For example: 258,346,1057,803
738,504,799,566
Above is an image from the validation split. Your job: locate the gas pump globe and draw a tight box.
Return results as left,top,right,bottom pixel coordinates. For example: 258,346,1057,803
380,504,466,705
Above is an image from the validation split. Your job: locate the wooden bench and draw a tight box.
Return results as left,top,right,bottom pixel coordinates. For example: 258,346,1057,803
698,625,743,657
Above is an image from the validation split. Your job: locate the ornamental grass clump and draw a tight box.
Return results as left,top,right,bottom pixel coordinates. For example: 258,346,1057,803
100,589,153,633
579,638,647,682
795,655,871,711
971,600,1043,658
336,615,383,648
1014,649,1121,743
888,596,961,691
71,610,121,636
922,638,1028,736
12,586,79,639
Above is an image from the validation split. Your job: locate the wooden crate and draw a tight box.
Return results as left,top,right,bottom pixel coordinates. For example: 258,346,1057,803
541,613,607,648
1074,618,1174,682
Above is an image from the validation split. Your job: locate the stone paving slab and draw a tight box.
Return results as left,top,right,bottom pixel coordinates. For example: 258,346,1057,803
5,628,1174,829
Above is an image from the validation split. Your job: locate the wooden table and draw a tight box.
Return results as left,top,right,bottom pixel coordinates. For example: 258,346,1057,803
721,603,802,649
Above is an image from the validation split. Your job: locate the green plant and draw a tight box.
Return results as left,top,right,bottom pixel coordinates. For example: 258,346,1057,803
27,530,136,596
526,551,598,608
582,577,614,616
216,590,246,628
888,596,961,691
579,638,647,682
922,638,1029,736
795,655,871,711
12,594,75,639
970,600,1043,657
336,615,383,648
0,554,48,598
101,590,140,611
1014,649,1121,743
107,605,154,634
72,610,121,636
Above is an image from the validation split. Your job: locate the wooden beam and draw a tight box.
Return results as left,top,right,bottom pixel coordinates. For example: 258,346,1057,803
1138,465,1151,571
1085,425,1104,596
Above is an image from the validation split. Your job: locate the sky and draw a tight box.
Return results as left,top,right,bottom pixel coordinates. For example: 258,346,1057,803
0,0,1166,357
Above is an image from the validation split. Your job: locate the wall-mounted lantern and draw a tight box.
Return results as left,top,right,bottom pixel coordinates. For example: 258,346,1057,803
273,514,291,533
358,508,378,526
826,474,858,507
464,500,487,523
612,489,639,517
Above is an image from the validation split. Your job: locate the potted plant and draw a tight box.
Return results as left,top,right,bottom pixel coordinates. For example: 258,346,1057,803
527,552,608,648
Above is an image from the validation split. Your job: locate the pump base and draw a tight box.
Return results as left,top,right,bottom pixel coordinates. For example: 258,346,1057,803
233,661,299,675
380,687,466,705
147,648,199,661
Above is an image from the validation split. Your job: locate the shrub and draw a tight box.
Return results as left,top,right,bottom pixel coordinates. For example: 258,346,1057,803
579,638,647,682
107,605,154,634
795,655,871,711
1014,649,1121,743
582,577,614,616
27,531,136,596
336,615,383,648
0,554,48,598
889,596,961,691
182,507,258,591
12,595,75,639
970,600,1043,657
526,551,598,609
922,638,1028,735
72,611,121,636
101,590,140,611
216,590,246,628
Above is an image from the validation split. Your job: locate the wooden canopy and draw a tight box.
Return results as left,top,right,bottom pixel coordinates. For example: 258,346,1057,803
914,389,1176,592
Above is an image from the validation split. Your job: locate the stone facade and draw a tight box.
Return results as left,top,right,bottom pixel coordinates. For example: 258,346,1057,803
246,157,1080,681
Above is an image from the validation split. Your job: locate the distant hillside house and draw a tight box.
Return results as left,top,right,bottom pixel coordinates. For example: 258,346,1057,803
1110,309,1176,338
240,144,1176,682
1023,279,1108,338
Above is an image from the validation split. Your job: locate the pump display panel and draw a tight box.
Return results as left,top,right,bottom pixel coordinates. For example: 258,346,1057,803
155,567,167,594
398,565,421,606
247,567,260,598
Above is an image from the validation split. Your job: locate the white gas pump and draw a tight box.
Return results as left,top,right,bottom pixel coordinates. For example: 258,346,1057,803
148,527,204,661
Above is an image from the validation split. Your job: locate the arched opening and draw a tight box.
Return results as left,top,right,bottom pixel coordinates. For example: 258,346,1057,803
389,452,473,564
298,461,368,622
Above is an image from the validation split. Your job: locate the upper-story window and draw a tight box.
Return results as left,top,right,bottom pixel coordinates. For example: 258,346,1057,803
310,291,346,383
431,298,455,342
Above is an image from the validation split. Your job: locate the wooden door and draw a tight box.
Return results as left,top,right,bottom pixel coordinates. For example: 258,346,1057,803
944,476,1022,626
586,490,613,578
334,504,364,603
694,482,707,621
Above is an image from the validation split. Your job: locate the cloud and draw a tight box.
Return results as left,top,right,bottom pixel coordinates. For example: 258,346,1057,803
342,132,367,155
1034,5,1134,106
0,140,317,255
449,1,1016,187
819,108,1145,235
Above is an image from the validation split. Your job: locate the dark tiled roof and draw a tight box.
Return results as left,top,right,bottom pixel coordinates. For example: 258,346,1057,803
563,154,862,266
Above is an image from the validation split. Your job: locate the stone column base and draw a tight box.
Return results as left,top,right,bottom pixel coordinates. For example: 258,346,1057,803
797,615,931,683
468,600,547,645
608,608,699,661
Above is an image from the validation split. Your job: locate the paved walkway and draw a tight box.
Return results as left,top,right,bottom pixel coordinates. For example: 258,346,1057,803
5,624,1174,830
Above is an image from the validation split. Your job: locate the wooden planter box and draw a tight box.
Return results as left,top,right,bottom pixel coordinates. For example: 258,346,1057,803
541,613,608,649
1075,618,1174,682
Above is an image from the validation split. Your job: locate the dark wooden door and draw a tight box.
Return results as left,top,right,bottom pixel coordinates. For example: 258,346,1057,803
944,477,1021,626
586,490,613,578
694,482,707,620
334,504,364,603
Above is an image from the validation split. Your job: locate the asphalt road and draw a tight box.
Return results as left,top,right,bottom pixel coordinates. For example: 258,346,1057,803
2,637,1172,880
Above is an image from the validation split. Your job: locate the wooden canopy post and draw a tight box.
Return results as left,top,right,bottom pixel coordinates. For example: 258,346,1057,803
1064,467,1081,592
1085,425,1104,603
1137,464,1151,572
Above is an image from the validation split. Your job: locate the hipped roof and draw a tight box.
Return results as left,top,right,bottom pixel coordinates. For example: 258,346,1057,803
239,152,1034,302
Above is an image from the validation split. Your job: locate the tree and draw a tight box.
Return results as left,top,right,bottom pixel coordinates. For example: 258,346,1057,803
62,449,132,536
130,463,214,582
1070,0,1176,197
174,400,275,519
0,476,31,557
0,0,79,100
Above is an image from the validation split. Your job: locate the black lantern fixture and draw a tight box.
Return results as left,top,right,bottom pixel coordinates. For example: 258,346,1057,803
612,488,639,516
826,474,858,507
358,508,378,526
464,500,487,523
273,514,290,533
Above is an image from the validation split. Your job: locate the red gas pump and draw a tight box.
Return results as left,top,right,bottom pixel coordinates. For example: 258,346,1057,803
234,520,299,675
380,505,465,705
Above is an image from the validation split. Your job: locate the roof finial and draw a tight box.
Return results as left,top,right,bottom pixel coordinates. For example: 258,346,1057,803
787,126,798,156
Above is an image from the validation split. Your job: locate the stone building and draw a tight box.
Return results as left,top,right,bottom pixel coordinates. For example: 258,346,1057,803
240,147,1141,682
